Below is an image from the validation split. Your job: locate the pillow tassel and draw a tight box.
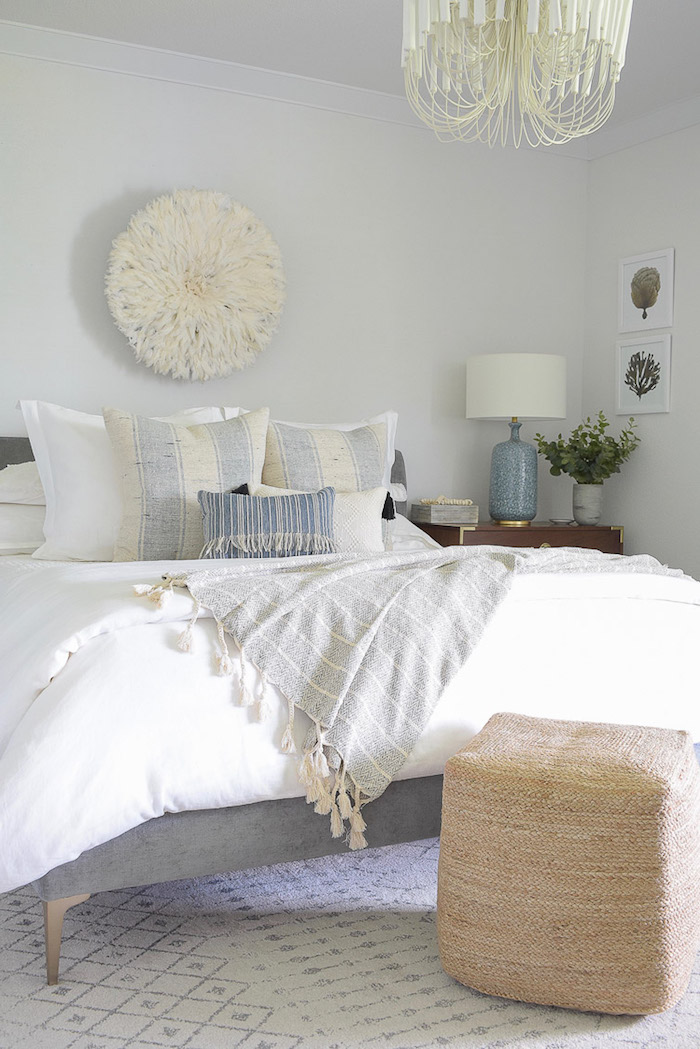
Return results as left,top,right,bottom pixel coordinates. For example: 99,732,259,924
200,532,336,560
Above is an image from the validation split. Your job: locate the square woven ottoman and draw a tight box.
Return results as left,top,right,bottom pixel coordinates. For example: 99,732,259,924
437,713,700,1014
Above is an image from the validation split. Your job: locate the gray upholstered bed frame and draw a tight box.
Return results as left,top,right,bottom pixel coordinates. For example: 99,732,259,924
1,435,440,983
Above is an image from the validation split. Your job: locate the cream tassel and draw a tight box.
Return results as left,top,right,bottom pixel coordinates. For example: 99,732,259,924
237,642,255,705
280,695,296,754
349,782,368,850
133,575,184,608
257,671,272,722
299,725,332,807
313,747,330,780
337,766,353,820
177,597,202,652
314,784,334,816
215,620,234,676
298,751,315,787
330,799,344,838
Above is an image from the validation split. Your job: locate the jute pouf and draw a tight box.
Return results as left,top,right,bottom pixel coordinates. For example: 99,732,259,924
437,712,700,1014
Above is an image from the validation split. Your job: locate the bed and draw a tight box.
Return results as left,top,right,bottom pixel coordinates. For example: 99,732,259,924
2,426,700,986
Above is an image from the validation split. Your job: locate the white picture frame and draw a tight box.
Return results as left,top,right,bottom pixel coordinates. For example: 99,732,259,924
618,248,674,332
616,335,671,415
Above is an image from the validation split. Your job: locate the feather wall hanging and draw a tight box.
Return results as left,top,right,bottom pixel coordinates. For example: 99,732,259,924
105,189,286,381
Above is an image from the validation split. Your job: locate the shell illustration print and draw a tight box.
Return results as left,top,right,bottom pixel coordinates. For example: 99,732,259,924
630,266,661,321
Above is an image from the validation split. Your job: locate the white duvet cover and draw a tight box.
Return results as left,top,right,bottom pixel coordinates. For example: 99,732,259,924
2,533,700,894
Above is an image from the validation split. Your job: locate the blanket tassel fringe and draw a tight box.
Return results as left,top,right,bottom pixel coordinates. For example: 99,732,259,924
136,587,369,850
133,575,187,609
299,744,368,850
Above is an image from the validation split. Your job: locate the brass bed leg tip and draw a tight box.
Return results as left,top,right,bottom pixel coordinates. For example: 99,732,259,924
43,893,90,985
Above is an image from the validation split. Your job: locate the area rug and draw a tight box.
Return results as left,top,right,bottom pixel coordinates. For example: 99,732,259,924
0,839,698,1049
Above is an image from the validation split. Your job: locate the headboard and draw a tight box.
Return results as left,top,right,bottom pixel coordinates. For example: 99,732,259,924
0,436,33,470
0,435,408,515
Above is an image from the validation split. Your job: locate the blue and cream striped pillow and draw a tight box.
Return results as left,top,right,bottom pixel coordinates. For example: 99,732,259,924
103,407,269,561
262,421,387,492
198,486,337,559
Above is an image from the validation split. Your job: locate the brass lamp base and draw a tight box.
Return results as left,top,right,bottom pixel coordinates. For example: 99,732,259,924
492,520,532,527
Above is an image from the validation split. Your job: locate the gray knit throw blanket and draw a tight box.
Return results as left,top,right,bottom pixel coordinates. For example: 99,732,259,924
138,546,685,849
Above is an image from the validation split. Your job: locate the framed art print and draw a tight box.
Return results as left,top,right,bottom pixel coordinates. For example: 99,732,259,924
618,248,674,332
616,335,671,415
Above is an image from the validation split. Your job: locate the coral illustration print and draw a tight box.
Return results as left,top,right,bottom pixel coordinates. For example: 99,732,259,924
630,266,661,321
625,350,661,401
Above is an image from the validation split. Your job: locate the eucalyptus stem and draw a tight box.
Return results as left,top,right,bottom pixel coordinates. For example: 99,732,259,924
534,411,640,485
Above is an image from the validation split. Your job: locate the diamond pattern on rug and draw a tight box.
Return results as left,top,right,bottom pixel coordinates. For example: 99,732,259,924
0,839,698,1049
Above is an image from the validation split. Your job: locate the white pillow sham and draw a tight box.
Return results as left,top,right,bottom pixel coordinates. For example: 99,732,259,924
254,484,386,554
0,461,45,505
20,401,242,562
0,504,46,554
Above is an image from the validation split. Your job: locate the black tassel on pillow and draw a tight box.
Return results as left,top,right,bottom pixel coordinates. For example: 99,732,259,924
382,492,396,520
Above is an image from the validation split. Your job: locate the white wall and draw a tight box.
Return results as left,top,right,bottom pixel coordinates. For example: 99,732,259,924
2,53,588,513
584,125,700,576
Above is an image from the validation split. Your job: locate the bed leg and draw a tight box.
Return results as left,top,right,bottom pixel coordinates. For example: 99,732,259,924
43,894,90,985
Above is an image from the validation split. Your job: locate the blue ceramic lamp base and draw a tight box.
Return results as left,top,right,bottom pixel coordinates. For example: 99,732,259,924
489,421,537,524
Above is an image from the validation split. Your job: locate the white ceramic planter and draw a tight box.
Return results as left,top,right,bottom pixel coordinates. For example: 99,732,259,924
572,483,603,526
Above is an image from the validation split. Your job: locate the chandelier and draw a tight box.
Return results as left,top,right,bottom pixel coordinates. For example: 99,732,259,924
401,0,634,147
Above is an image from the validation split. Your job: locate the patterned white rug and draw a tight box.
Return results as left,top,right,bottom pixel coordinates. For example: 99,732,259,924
1,838,698,1049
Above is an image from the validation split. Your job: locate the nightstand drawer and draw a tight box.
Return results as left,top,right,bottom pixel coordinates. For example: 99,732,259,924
415,522,623,555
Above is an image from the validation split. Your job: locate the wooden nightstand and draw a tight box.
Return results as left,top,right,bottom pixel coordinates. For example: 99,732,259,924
414,521,624,554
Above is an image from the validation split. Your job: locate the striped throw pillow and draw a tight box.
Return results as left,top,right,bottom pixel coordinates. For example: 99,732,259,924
198,486,336,559
262,421,386,492
103,407,269,561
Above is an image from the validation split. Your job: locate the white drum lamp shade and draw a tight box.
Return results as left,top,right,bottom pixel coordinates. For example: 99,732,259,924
466,354,567,523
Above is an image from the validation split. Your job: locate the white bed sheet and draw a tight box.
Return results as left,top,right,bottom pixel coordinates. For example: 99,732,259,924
2,532,700,894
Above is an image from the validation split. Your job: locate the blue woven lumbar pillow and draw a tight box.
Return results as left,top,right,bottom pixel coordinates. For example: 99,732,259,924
198,486,337,559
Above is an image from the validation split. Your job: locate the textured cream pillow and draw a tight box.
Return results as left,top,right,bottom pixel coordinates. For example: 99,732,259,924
262,420,387,492
104,407,270,561
254,484,386,553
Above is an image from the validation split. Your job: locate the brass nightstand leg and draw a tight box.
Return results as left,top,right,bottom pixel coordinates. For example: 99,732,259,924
43,894,90,984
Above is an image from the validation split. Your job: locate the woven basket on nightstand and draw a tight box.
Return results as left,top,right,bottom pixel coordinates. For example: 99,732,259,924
437,712,700,1015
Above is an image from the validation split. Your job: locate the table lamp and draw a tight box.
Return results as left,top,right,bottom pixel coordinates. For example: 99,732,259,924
466,353,567,525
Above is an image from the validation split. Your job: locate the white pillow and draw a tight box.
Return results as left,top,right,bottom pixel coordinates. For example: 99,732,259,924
20,401,242,562
390,514,441,552
0,461,45,504
254,484,386,554
244,410,398,489
0,504,46,554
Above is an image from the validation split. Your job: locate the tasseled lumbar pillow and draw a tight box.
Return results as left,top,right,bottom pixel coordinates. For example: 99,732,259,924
198,486,337,559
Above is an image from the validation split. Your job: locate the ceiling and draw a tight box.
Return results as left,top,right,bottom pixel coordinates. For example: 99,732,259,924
1,0,700,137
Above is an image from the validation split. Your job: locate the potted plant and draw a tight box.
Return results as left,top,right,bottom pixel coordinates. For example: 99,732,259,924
534,411,640,525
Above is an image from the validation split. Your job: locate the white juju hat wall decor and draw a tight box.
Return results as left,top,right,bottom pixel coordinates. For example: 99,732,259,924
402,0,634,147
105,190,286,381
